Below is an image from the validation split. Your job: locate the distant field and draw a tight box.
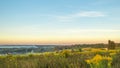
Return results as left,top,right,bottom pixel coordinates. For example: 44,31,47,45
0,45,56,54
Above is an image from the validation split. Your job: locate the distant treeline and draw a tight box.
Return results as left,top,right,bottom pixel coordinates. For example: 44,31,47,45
55,43,120,50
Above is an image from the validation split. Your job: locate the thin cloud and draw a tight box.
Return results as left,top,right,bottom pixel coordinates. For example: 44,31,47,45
57,11,106,22
77,11,106,17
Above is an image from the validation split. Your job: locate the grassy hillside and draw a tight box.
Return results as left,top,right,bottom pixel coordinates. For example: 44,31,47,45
0,48,120,68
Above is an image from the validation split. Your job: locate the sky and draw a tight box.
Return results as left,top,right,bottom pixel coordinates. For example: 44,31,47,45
0,0,120,45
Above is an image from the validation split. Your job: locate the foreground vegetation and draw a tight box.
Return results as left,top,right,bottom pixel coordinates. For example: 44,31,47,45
0,47,120,68
0,40,119,68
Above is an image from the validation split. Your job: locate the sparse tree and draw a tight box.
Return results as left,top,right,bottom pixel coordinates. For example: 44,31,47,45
78,48,82,52
108,40,116,50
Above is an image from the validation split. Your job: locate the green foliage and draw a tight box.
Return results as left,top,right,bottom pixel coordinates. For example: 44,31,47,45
111,51,120,68
78,48,82,52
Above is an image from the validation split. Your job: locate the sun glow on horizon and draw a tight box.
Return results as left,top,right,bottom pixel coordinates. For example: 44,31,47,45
0,29,120,45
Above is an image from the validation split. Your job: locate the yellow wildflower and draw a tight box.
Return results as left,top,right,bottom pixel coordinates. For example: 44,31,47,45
110,53,116,56
103,56,112,61
91,54,103,64
86,60,91,64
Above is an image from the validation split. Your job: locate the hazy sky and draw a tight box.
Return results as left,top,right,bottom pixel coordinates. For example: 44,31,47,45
0,0,120,44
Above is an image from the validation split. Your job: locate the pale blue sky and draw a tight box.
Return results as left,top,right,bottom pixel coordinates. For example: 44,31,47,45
0,0,120,44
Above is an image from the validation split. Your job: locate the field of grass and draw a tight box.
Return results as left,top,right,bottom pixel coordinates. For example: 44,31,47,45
0,48,120,68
